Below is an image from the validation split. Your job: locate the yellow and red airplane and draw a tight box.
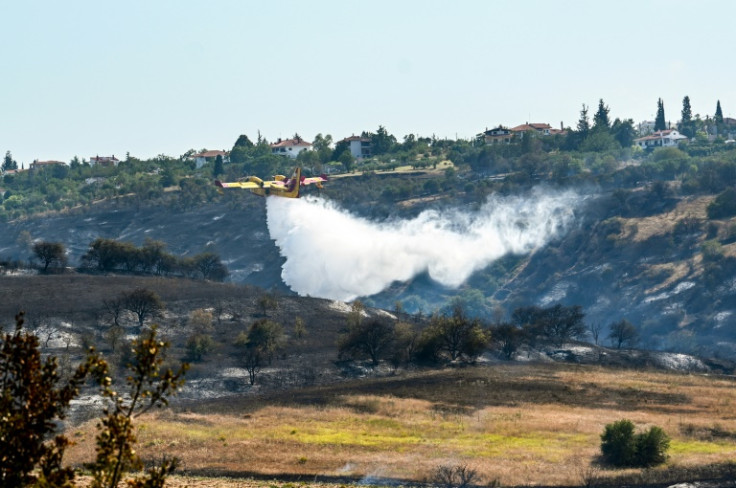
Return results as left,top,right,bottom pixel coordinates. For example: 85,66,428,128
215,167,327,198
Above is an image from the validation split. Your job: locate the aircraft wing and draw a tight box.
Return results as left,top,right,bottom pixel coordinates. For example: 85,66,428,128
301,175,328,187
215,180,262,189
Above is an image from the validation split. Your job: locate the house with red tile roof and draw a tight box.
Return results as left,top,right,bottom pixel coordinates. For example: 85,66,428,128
478,126,513,145
270,137,312,159
479,122,566,145
90,155,120,167
30,160,66,170
510,122,556,136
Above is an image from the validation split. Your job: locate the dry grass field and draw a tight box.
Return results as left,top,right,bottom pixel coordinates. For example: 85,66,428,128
66,363,736,487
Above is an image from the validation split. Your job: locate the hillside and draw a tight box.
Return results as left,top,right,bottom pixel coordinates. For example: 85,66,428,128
2,272,736,487
64,361,736,487
497,189,736,357
2,173,736,358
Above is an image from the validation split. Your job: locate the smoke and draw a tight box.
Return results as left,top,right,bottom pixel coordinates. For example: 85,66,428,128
266,187,586,302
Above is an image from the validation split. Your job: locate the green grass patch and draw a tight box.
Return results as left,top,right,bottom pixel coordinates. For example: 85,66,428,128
670,439,736,455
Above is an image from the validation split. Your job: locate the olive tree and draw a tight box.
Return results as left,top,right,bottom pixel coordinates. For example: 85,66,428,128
122,288,164,328
338,318,396,366
426,305,489,362
608,319,639,349
235,319,285,385
32,241,67,272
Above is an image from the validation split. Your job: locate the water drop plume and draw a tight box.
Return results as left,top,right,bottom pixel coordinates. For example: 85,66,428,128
266,187,585,301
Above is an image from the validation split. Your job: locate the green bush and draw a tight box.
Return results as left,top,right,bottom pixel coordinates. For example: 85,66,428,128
600,419,670,467
185,333,216,362
635,426,670,467
707,187,736,219
601,419,637,466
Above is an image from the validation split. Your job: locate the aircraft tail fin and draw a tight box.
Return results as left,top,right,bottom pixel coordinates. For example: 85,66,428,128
293,167,301,197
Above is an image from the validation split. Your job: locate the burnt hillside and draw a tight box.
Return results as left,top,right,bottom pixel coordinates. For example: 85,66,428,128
1,179,736,359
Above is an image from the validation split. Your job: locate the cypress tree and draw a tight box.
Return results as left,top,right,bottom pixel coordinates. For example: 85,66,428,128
715,100,724,124
680,96,693,137
577,104,590,136
213,154,224,177
654,98,666,131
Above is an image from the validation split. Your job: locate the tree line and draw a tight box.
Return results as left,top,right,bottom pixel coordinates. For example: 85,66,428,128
28,237,228,281
335,302,640,370
3,94,736,223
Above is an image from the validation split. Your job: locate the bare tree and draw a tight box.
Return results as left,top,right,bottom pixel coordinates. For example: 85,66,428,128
589,322,602,345
608,319,639,349
103,297,126,327
432,463,480,488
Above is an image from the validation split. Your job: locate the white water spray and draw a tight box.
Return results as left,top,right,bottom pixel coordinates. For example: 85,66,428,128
266,188,585,301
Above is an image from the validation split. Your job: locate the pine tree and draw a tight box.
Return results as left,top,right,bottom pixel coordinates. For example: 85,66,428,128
233,134,254,148
2,151,18,172
654,98,666,131
715,100,724,124
593,99,611,132
576,104,590,136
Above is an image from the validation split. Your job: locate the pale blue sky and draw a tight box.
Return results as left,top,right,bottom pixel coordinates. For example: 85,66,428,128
1,0,734,165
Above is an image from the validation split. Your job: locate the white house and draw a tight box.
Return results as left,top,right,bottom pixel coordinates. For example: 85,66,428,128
89,155,120,167
270,137,312,159
478,126,513,145
637,121,656,135
190,150,229,169
634,129,687,149
478,122,566,144
339,135,372,158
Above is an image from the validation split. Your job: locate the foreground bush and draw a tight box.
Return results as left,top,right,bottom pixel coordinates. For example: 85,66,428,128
0,312,187,487
601,419,670,467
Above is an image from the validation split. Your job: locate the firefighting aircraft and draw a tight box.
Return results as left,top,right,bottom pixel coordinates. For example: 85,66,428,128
215,167,327,198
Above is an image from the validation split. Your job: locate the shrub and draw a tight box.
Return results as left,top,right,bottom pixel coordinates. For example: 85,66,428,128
185,333,216,362
0,313,187,487
635,426,670,467
600,419,670,467
601,419,637,467
707,187,736,219
702,239,724,262
432,463,482,488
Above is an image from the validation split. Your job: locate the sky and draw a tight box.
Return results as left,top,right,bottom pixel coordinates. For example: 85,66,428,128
2,0,735,165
